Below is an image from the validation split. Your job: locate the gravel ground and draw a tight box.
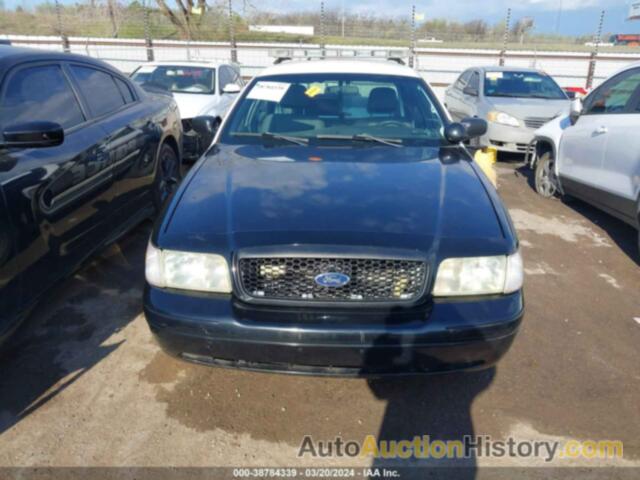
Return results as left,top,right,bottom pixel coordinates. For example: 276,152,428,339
0,160,638,479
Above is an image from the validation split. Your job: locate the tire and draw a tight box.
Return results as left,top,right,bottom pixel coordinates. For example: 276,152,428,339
153,143,181,210
534,151,559,198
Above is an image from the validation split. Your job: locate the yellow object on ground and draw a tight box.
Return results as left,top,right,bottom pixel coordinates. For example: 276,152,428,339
473,147,498,188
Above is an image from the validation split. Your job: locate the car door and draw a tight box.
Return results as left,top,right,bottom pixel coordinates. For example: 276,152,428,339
591,69,640,224
68,64,155,227
0,62,118,314
445,70,472,121
558,67,640,205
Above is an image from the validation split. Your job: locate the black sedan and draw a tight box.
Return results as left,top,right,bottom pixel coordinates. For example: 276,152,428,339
0,46,183,346
143,61,524,376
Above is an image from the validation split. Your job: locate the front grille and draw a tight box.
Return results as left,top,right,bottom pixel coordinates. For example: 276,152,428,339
237,257,427,303
524,117,553,129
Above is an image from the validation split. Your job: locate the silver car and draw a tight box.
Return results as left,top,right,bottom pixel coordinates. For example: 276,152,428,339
444,66,570,154
533,62,640,252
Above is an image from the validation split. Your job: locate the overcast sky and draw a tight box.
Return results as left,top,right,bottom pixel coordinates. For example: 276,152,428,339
4,0,639,36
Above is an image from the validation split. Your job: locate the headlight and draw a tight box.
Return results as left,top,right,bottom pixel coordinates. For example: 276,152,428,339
487,111,520,127
432,251,523,297
145,242,232,293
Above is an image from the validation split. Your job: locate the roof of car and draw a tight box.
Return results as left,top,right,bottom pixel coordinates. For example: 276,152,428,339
258,59,422,78
0,45,123,75
142,60,230,69
473,66,546,74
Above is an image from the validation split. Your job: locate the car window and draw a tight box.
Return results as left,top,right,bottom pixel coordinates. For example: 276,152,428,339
70,65,125,117
483,71,566,99
0,64,84,130
584,68,640,115
220,73,446,149
115,77,135,104
467,72,480,91
454,70,471,90
131,65,216,95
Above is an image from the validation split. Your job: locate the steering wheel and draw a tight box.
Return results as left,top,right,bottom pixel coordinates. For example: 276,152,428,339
377,120,406,128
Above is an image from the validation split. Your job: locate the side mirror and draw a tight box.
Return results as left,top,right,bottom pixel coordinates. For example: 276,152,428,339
445,118,488,144
2,121,64,149
569,98,582,125
463,86,479,97
222,83,241,94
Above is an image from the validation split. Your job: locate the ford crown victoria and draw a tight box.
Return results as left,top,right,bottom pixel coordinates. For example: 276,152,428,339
143,58,524,376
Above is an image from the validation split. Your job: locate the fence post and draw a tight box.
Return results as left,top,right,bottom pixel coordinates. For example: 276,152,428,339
143,0,154,62
54,0,70,53
499,8,511,66
228,0,237,63
320,1,326,57
586,10,605,90
409,5,416,68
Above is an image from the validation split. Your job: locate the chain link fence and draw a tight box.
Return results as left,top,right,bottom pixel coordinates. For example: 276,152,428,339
1,2,639,94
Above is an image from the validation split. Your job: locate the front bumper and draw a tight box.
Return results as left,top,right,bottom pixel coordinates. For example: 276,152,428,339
482,123,535,154
143,286,524,376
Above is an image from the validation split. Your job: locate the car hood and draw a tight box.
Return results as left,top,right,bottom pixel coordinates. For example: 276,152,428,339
172,92,218,119
159,144,511,257
486,97,570,120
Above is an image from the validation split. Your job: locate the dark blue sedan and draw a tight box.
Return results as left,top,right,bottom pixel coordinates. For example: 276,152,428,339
143,59,524,376
0,46,183,346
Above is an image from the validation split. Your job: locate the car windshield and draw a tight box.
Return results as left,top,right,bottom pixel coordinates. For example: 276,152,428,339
219,73,446,147
131,65,215,94
484,71,566,99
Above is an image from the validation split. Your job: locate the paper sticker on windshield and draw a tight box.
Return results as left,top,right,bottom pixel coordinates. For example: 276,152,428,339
305,85,323,98
486,72,503,80
247,81,291,102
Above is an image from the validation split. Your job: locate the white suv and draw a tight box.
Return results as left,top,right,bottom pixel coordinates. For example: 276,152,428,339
131,61,243,159
532,62,640,252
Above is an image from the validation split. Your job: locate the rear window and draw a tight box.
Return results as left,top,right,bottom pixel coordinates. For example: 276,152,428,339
484,71,567,100
131,65,216,94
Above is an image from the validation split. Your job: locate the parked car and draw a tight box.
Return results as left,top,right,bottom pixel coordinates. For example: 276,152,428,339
130,61,243,161
0,46,183,346
532,62,640,252
444,66,570,154
143,57,525,376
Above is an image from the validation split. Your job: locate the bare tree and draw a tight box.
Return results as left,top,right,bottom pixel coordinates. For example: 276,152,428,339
155,0,208,39
107,0,119,37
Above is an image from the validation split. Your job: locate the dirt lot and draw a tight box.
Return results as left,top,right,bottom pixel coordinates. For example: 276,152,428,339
0,161,638,478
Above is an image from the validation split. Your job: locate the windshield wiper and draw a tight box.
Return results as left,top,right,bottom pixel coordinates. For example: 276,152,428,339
262,132,308,146
316,133,402,148
230,132,308,146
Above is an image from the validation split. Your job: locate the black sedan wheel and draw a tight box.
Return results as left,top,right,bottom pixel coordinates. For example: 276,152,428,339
154,143,181,209
535,152,558,198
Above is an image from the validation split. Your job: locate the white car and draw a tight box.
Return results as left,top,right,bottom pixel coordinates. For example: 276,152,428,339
131,61,243,159
530,62,640,252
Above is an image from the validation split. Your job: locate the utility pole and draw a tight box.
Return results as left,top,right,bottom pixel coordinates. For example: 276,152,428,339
555,0,563,35
143,0,154,61
499,8,511,66
586,10,605,90
409,5,416,68
320,1,325,56
228,0,237,63
341,0,345,37
54,0,70,53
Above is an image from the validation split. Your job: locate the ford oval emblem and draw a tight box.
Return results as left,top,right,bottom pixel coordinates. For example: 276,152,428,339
314,272,350,288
